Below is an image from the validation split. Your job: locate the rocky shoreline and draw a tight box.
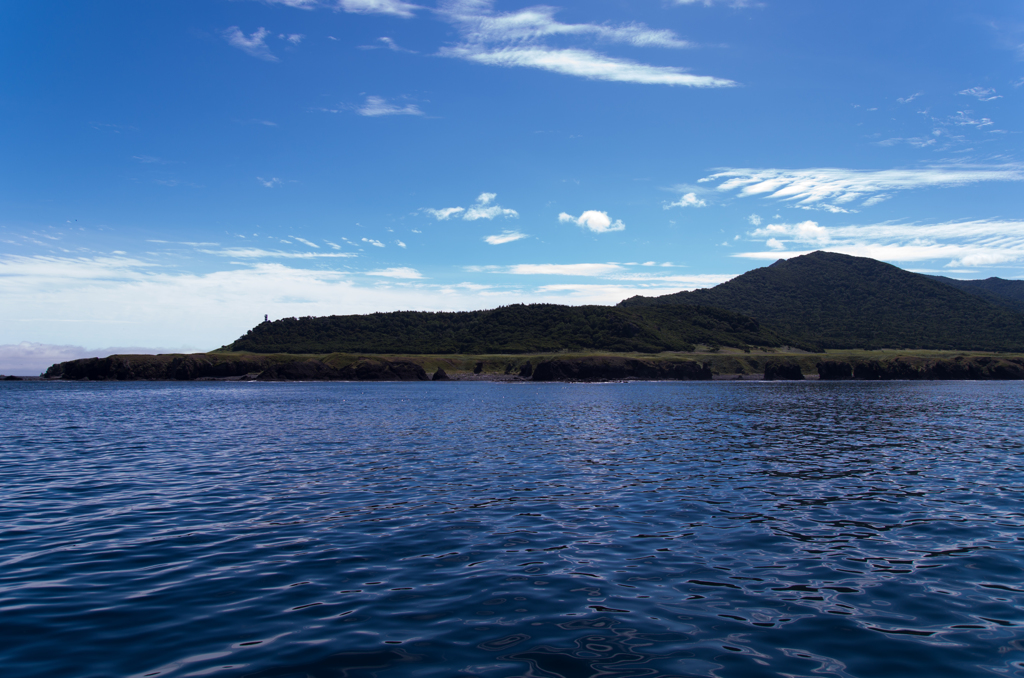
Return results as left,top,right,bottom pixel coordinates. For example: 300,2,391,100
25,353,1024,383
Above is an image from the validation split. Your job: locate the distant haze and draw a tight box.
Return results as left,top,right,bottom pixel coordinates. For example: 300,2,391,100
0,343,203,376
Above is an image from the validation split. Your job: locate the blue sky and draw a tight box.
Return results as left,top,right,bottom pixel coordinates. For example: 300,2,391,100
2,0,1023,370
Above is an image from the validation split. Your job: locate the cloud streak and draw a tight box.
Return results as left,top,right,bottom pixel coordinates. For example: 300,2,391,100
702,165,1024,206
436,0,735,87
223,27,278,61
357,96,424,116
484,230,529,245
739,218,1024,268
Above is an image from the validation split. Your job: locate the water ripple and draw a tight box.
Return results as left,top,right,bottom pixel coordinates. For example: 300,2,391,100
1,381,1022,677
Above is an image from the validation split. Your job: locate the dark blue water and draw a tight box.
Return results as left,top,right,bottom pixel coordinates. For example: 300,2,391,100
1,381,1022,678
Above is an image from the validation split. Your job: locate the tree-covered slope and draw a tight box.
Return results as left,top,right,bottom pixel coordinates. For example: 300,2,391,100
620,251,1024,351
223,303,791,354
928,276,1024,315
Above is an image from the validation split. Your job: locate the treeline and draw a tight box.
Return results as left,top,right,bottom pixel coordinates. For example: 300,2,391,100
225,303,792,355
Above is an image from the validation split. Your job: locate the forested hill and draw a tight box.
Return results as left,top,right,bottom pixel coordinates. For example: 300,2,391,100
223,303,794,355
620,251,1024,352
927,276,1024,315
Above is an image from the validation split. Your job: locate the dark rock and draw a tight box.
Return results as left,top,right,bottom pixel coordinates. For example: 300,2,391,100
432,368,450,381
817,360,853,380
518,361,533,378
764,361,804,380
3,375,23,381
256,359,344,381
532,357,711,382
337,358,429,382
473,362,484,374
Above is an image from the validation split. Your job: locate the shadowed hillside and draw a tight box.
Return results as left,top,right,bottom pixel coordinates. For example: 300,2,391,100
620,251,1024,352
928,276,1024,315
223,303,793,355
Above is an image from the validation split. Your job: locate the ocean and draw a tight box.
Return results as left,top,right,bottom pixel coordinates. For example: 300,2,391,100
1,380,1022,677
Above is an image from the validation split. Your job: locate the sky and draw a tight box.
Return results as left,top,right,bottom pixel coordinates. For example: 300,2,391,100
2,0,1023,372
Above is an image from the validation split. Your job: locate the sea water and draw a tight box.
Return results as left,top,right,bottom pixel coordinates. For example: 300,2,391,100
1,380,1022,677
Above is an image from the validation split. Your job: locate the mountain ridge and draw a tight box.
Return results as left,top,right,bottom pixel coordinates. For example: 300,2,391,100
619,251,1024,352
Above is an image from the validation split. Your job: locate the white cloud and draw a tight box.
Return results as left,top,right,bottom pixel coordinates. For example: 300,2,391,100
702,164,1024,206
293,237,320,248
366,36,415,52
950,110,993,128
361,238,385,247
441,46,734,87
223,27,278,61
325,241,342,250
425,193,518,221
484,230,528,245
666,192,707,208
201,248,355,259
445,3,692,48
559,210,625,233
464,205,518,220
738,218,1024,269
959,86,1001,101
436,0,735,87
280,33,305,44
424,207,465,220
897,92,922,104
357,95,424,117
748,214,762,226
751,220,830,245
396,240,407,248
338,0,420,17
257,177,283,188
264,0,319,7
365,266,423,278
508,263,625,276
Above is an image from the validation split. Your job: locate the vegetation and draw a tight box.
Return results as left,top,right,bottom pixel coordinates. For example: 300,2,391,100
620,251,1024,352
928,276,1024,315
222,303,792,355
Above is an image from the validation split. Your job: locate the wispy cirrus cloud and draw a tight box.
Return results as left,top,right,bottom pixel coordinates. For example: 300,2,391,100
424,192,519,221
959,86,1001,101
365,266,423,278
436,0,735,87
739,218,1024,268
484,230,528,245
201,247,356,259
223,27,278,61
559,210,625,233
507,263,625,276
356,95,424,117
701,164,1024,207
338,0,421,18
263,0,420,15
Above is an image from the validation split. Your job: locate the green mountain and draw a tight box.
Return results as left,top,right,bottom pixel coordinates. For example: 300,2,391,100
223,303,790,355
620,251,1024,352
928,276,1024,315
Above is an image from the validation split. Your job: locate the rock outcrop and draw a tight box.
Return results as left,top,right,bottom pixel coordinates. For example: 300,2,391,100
432,368,450,381
764,361,804,380
43,355,270,381
336,358,429,382
531,357,711,382
850,356,1024,380
44,355,429,382
817,360,854,380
